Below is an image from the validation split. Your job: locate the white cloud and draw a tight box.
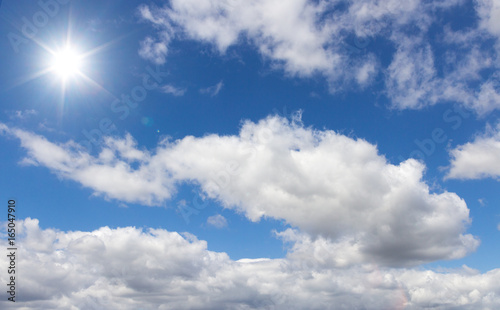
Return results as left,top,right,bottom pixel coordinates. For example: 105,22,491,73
136,0,500,115
163,0,340,77
476,0,500,38
355,56,378,86
472,78,500,115
0,115,479,266
446,123,500,180
383,28,500,114
138,36,169,65
385,36,438,109
137,0,386,88
0,126,174,206
207,214,228,228
0,218,498,309
199,80,223,96
160,84,187,96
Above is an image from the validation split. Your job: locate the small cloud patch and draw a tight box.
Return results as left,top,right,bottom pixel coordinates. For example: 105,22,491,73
207,214,228,228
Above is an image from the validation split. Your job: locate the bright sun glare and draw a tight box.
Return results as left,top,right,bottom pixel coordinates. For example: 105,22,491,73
50,47,82,79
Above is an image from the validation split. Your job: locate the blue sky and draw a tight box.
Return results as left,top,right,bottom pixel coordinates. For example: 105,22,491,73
1,0,500,309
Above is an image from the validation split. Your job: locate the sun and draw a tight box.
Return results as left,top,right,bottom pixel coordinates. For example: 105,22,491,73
49,46,83,80
14,34,117,104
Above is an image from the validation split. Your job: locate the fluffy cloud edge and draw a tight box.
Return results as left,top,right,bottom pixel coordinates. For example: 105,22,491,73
446,123,500,180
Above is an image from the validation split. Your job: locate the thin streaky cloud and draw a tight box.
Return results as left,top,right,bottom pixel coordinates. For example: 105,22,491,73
200,80,223,97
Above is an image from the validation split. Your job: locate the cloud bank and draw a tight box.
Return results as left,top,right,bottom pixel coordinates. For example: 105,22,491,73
0,218,497,309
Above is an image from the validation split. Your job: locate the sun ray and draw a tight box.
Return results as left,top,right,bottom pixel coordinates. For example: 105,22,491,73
79,29,143,59
4,68,55,91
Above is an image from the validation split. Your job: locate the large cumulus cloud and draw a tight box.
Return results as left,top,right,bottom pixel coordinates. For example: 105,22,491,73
0,115,479,267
